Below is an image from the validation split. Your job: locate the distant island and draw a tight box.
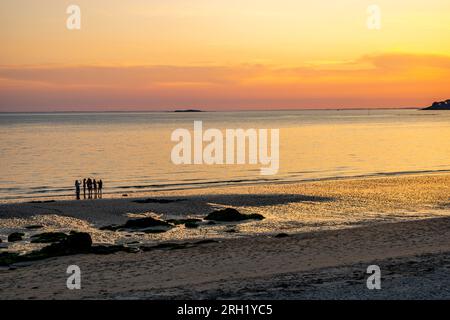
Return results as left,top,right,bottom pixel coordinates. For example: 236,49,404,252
173,109,203,113
422,99,450,110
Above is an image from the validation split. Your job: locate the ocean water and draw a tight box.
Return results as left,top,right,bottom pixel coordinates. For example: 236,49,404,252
0,109,449,202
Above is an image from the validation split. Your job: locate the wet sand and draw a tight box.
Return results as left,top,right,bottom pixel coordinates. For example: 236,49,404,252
1,174,450,299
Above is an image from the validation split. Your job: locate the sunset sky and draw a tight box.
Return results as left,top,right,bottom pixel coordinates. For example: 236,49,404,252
1,0,449,111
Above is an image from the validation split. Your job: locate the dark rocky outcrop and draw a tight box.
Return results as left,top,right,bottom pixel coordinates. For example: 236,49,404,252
25,225,44,230
8,232,25,242
204,208,264,222
0,252,20,265
66,232,93,251
123,217,171,229
30,232,68,243
422,100,450,110
184,222,199,229
0,234,219,266
39,232,92,256
99,224,121,231
101,209,264,232
101,216,173,232
274,233,290,238
1,232,92,266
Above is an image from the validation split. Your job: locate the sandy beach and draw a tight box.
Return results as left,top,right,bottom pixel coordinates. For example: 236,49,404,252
1,173,450,299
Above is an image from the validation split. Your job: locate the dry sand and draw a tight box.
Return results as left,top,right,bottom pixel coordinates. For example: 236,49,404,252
1,174,450,299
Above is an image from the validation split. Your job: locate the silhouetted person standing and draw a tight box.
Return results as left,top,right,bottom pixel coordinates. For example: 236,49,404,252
98,179,103,197
93,179,97,198
87,178,92,198
75,180,81,200
83,178,86,198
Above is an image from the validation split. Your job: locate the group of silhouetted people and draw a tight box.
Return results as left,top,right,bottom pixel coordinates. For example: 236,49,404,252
75,178,103,200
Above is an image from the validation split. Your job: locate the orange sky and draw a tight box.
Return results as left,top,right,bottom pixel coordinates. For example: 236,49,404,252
1,0,449,111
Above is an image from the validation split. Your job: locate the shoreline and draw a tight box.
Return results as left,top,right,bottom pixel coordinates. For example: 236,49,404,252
2,169,450,204
1,173,450,250
1,173,450,299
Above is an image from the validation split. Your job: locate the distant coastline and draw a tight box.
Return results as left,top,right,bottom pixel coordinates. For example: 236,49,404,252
173,109,203,113
422,99,450,110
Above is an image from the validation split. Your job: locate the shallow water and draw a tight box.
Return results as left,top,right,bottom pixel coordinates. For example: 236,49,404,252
1,174,450,253
0,109,449,201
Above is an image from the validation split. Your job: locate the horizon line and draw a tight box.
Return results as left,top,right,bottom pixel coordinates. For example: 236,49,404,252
0,106,423,114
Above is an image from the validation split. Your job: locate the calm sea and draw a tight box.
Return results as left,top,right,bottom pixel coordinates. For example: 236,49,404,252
0,109,449,202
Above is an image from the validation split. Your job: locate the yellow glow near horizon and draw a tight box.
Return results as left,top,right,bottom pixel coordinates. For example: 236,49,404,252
0,0,449,110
